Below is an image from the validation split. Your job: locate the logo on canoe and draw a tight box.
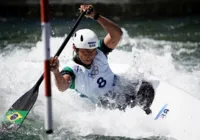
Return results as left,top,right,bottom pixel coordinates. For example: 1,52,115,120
6,112,22,122
154,104,169,120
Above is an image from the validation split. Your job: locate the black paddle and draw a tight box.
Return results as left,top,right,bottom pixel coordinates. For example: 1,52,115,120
2,10,88,131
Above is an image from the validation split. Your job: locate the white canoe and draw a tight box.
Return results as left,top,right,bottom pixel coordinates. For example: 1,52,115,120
110,63,200,140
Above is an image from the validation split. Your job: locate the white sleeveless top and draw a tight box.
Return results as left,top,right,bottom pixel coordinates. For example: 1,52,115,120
64,49,117,103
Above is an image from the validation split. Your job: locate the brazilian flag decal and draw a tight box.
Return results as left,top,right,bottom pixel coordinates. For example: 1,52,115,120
4,110,28,125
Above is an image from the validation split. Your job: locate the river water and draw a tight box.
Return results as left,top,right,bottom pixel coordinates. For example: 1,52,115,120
0,16,200,140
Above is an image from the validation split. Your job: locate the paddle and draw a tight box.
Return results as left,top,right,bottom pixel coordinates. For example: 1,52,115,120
2,10,88,131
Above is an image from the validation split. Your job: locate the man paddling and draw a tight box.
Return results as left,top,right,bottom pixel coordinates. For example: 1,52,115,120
50,5,154,114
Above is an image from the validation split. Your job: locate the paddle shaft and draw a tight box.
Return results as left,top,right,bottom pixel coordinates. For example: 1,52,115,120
3,9,88,131
35,11,86,88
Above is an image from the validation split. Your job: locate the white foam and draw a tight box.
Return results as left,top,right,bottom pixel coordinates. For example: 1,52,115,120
1,31,200,140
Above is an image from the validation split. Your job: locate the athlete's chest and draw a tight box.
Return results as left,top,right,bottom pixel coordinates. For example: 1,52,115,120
74,61,114,92
75,62,110,82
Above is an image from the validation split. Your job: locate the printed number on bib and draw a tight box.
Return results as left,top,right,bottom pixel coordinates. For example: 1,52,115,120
97,77,107,88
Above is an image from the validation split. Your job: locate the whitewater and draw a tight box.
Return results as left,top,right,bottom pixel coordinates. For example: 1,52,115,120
0,27,200,140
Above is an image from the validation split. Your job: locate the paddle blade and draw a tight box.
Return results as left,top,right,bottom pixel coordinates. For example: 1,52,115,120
1,85,39,131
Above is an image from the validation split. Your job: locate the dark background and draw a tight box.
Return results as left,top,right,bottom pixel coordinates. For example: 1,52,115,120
0,0,200,19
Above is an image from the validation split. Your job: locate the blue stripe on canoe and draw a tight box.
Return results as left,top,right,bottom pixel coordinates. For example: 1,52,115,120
154,104,168,120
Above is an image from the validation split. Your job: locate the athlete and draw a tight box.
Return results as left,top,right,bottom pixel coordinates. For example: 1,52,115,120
50,5,154,114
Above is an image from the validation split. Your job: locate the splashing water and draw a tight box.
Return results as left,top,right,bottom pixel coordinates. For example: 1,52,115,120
0,26,200,140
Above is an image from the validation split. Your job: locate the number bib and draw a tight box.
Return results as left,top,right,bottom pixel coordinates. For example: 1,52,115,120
65,49,116,103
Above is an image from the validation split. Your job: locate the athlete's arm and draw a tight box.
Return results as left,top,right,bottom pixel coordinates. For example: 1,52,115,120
79,5,123,50
96,15,123,50
53,69,72,92
50,57,72,92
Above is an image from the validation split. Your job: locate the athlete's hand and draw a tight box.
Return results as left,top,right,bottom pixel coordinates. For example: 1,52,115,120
50,56,59,73
79,5,96,19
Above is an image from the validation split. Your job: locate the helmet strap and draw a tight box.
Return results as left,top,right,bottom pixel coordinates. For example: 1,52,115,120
72,44,79,57
73,44,77,52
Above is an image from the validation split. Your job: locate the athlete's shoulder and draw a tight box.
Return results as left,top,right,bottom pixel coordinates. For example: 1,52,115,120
98,39,113,56
95,49,107,60
64,59,86,74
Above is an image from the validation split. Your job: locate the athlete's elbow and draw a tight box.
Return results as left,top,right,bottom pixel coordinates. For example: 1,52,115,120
59,89,66,92
119,28,123,37
116,29,123,41
56,84,68,92
58,87,67,92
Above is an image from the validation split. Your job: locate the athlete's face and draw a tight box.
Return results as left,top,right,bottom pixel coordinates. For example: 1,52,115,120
78,48,97,65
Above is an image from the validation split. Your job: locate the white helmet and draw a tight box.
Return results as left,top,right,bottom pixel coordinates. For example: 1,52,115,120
72,29,99,49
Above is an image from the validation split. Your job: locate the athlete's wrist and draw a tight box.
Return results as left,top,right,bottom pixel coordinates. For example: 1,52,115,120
53,69,60,74
93,13,100,20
